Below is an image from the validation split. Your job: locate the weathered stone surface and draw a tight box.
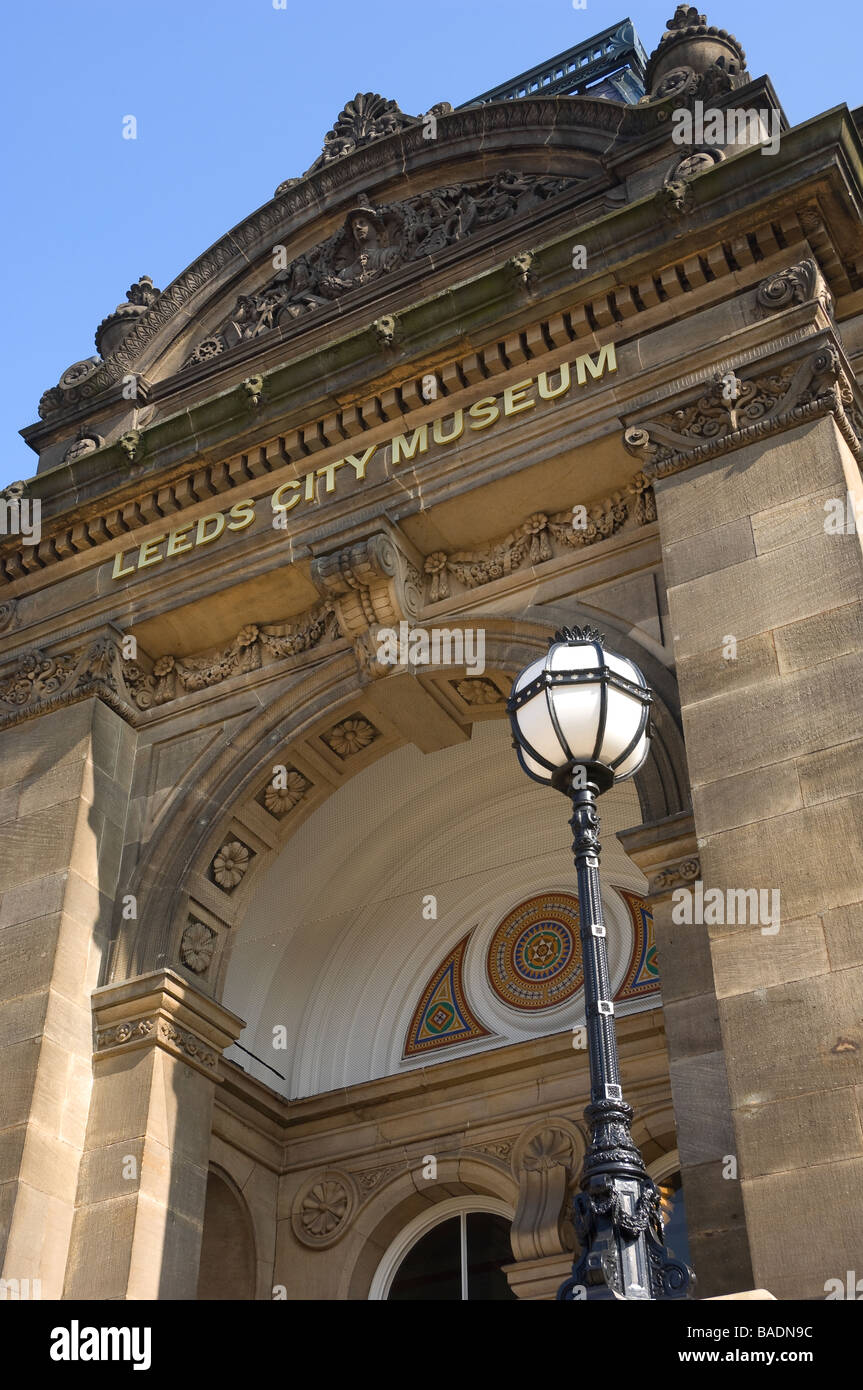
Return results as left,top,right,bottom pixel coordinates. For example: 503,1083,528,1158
735,1087,862,1179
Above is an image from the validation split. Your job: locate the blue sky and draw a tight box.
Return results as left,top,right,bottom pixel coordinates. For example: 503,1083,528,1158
2,0,859,488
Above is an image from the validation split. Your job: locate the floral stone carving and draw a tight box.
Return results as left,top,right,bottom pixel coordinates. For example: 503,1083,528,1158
180,920,217,974
322,715,379,759
211,840,252,892
291,1170,357,1248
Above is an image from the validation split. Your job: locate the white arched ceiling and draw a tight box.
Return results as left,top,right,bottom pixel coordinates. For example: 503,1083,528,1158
222,718,651,1098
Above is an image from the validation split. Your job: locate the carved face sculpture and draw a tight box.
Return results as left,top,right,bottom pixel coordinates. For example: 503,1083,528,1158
349,214,376,248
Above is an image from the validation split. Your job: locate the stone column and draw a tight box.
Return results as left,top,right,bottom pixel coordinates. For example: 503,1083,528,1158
63,970,243,1300
642,393,863,1299
0,698,135,1300
619,812,751,1298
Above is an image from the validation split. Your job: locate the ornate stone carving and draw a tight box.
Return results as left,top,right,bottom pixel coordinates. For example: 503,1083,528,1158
95,276,161,357
241,374,264,406
291,1170,357,1248
322,715,379,759
118,429,141,462
0,600,17,633
510,1121,584,1262
372,315,396,347
63,427,104,464
95,1015,219,1072
210,840,253,892
756,258,833,318
649,856,701,894
509,250,534,287
0,637,138,729
180,920,217,974
298,93,452,178
422,476,655,601
355,1162,405,1195
182,171,583,369
624,344,863,477
258,766,312,819
123,605,339,709
645,5,748,101
470,1137,516,1162
311,531,421,677
450,678,503,706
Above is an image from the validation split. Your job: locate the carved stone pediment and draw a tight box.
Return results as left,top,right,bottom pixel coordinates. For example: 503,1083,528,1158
182,169,584,369
282,92,453,185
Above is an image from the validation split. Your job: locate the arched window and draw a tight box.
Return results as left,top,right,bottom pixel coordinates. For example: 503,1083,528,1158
370,1196,517,1300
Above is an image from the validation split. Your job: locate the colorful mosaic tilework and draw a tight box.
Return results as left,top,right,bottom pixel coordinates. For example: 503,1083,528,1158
486,892,584,1011
613,887,661,1002
403,931,491,1057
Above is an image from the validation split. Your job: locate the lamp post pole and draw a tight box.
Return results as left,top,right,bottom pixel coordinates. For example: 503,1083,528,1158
506,624,693,1301
559,774,691,1301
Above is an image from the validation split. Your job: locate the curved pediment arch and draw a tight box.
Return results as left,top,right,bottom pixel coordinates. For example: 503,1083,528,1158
37,92,672,423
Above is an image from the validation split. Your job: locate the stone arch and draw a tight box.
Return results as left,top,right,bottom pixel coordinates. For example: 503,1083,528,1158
112,603,688,998
342,1157,518,1300
196,1166,257,1301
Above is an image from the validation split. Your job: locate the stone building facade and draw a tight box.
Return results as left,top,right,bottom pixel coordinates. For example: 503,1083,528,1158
1,9,862,1300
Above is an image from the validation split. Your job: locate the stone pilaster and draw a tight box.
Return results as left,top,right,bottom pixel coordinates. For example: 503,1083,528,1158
627,333,863,1298
63,970,243,1300
618,812,752,1298
0,697,135,1300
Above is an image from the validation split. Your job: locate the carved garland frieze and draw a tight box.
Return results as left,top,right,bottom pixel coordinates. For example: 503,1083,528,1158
123,604,340,709
623,343,863,480
422,475,656,602
648,856,701,896
182,171,583,369
0,636,138,731
95,1014,219,1072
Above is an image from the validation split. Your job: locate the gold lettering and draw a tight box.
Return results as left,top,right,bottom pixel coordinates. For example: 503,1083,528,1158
503,380,535,416
138,535,166,568
166,524,194,556
196,512,226,546
304,472,316,501
432,409,465,445
537,363,571,400
271,480,301,512
227,498,256,530
345,446,376,480
468,397,500,431
575,342,617,386
112,549,136,579
392,425,428,465
316,460,345,494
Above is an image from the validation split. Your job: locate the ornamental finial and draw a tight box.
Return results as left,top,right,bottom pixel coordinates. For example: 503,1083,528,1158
551,625,606,645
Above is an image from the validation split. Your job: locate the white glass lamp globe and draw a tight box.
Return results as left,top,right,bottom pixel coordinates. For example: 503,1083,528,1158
507,626,651,793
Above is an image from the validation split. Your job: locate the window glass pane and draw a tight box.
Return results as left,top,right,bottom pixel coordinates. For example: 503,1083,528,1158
465,1213,517,1300
388,1217,461,1300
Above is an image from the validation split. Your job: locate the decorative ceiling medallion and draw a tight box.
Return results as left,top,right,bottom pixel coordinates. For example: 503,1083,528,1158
487,893,584,1011
613,888,660,1002
403,932,491,1058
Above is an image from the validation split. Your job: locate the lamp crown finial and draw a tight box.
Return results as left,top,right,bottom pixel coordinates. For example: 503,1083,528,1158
551,624,606,645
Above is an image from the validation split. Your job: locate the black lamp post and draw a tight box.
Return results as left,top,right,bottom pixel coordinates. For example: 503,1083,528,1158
507,625,694,1301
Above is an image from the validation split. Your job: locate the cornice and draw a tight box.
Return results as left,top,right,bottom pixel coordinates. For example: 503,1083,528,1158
0,211,830,593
